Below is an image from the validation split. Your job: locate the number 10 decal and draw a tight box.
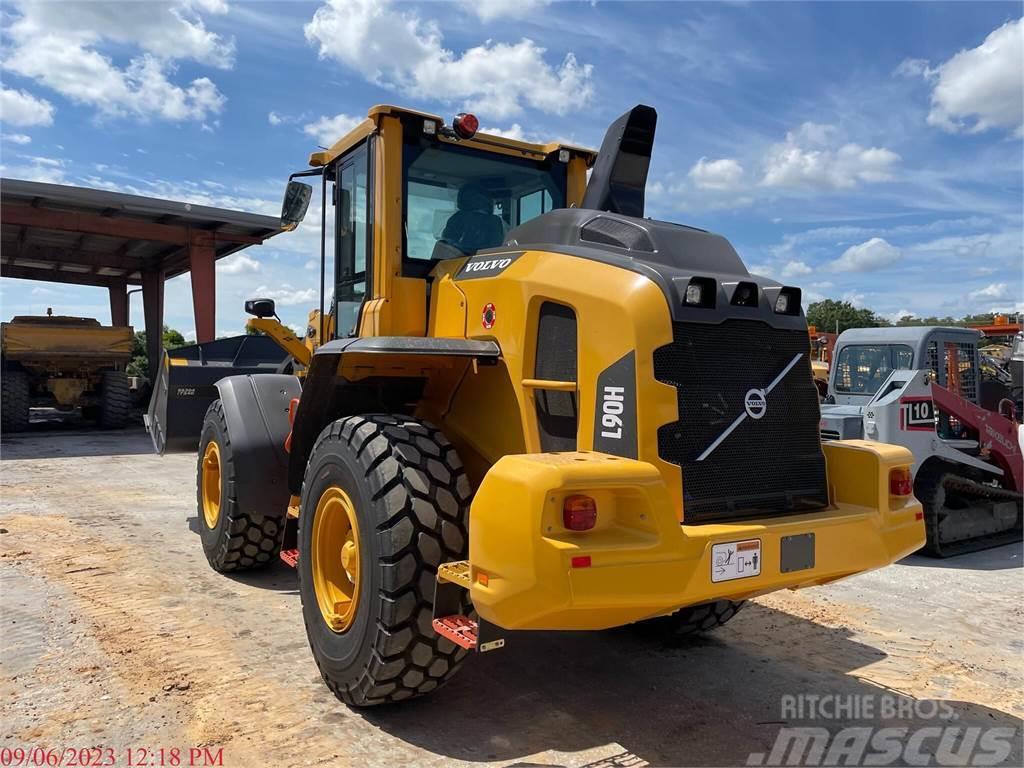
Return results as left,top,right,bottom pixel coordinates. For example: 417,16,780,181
900,396,935,431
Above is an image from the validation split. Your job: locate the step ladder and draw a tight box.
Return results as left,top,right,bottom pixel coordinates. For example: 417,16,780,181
431,560,505,652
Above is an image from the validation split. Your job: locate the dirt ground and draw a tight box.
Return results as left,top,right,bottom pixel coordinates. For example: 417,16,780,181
2,425,1021,767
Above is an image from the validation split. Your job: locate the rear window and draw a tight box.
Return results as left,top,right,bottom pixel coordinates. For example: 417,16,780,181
833,344,914,395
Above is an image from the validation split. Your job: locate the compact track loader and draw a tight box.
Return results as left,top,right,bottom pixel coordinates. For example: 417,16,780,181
820,326,1022,556
155,104,924,706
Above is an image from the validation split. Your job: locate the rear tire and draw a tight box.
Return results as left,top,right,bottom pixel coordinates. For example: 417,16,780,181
638,599,746,642
1,370,30,433
298,414,471,707
97,370,131,428
197,400,285,572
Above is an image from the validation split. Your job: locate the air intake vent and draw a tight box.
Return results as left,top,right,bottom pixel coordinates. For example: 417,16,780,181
580,216,655,252
654,319,828,524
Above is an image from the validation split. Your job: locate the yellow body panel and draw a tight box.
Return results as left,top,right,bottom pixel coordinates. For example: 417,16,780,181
468,445,923,630
1,320,132,361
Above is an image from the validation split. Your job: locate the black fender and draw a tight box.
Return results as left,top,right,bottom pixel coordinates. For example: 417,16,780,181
215,374,302,519
287,336,501,494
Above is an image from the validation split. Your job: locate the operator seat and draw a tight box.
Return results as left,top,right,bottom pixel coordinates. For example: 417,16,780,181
431,184,505,260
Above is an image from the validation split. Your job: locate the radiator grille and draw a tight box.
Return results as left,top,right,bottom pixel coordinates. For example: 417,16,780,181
654,320,829,523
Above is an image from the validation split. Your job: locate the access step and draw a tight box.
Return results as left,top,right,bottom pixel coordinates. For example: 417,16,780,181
432,615,505,653
280,548,299,568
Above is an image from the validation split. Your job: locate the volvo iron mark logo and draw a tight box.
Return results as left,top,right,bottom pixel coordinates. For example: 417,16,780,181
744,388,767,419
696,353,804,462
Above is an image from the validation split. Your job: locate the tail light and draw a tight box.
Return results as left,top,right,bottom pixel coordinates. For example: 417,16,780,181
563,494,597,531
890,467,913,496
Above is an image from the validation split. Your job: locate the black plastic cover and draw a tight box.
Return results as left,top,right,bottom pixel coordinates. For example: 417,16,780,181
581,105,657,218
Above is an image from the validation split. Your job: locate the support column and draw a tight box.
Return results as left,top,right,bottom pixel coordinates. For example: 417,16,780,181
189,231,216,343
142,268,165,381
108,280,128,327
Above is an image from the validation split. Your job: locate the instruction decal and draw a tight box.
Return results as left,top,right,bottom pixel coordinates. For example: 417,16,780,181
711,539,761,583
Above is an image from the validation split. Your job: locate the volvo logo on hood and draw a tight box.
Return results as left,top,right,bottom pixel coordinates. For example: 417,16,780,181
744,388,767,419
697,353,803,462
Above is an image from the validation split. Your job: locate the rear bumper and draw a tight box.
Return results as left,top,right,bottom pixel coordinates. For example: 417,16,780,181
467,441,924,630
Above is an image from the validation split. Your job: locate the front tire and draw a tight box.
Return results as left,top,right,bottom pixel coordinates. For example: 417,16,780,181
197,400,285,572
298,414,471,707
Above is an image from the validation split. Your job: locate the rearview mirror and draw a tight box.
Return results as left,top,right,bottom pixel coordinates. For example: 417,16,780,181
280,180,312,231
245,298,276,318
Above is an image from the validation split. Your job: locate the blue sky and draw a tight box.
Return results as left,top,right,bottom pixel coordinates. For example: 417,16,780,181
1,0,1021,339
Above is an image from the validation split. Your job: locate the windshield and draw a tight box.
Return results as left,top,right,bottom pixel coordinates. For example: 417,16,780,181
402,140,566,271
833,344,914,395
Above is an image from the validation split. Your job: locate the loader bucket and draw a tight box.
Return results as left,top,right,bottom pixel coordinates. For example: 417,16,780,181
145,335,291,454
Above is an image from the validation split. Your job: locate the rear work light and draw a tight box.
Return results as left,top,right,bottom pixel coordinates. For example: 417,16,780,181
563,494,597,531
890,467,913,496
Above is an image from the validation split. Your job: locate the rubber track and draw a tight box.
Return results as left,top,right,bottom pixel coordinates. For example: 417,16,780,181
1,370,30,433
201,400,285,571
301,415,471,706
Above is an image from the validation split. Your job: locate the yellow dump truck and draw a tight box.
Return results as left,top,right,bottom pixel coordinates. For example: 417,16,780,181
155,104,926,707
1,314,133,431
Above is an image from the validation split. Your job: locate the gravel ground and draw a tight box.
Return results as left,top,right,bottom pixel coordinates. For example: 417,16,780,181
1,425,1021,767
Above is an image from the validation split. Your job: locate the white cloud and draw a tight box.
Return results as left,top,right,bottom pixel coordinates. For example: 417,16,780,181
217,253,261,274
302,113,362,147
688,157,744,191
968,282,1013,302
904,18,1023,136
3,133,32,145
268,111,283,126
0,86,54,127
0,154,66,183
780,260,813,278
885,308,916,323
761,123,900,190
831,237,902,272
462,0,550,21
304,0,593,119
254,284,317,306
2,0,232,123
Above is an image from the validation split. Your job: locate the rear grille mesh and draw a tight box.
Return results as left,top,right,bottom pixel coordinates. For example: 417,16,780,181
654,320,829,524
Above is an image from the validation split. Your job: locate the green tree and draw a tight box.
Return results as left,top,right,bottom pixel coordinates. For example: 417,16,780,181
806,299,886,334
126,326,187,377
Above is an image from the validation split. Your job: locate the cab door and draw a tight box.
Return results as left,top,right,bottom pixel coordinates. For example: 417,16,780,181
333,142,372,339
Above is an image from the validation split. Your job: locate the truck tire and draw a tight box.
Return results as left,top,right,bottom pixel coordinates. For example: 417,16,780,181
197,400,285,572
1,370,30,433
639,599,746,642
298,414,471,707
97,370,131,428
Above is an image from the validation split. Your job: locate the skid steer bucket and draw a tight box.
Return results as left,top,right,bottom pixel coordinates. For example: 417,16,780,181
146,335,291,454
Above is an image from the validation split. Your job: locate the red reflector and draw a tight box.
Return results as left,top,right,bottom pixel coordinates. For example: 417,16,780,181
571,555,591,568
563,494,597,531
453,112,479,139
890,467,913,496
915,511,924,521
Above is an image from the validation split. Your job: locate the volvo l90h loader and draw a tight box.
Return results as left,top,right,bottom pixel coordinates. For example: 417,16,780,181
160,104,925,706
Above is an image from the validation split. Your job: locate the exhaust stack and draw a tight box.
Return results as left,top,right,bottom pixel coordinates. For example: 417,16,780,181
582,104,657,218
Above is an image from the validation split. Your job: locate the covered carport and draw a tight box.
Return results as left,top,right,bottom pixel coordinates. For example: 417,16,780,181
0,178,282,377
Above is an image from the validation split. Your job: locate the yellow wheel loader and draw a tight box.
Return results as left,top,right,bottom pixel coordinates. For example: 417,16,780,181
155,104,925,706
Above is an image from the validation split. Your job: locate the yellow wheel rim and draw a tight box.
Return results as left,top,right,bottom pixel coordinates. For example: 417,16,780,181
311,486,361,633
201,440,222,529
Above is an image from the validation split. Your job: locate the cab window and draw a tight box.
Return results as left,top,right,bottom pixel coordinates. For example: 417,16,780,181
834,344,914,395
334,144,370,337
402,139,566,274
